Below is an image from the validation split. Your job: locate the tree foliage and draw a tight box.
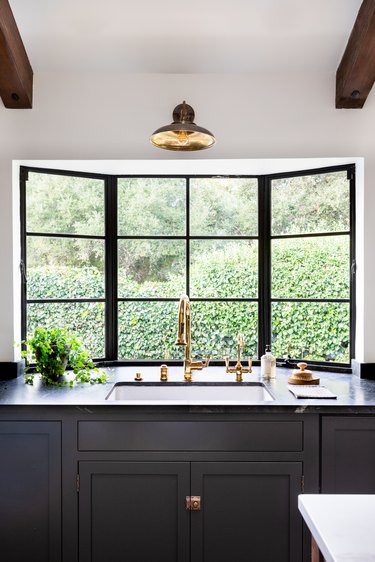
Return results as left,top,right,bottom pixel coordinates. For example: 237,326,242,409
27,238,350,363
25,170,351,364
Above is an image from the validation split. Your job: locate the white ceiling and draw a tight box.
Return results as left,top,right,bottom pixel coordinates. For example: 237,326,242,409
10,0,362,74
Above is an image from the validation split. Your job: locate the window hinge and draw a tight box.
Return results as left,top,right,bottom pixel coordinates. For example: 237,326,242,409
301,475,305,493
20,167,29,182
20,261,27,285
347,167,355,181
76,474,80,493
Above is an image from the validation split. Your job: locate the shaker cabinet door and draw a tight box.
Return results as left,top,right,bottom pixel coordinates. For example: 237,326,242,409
78,461,190,562
0,421,62,562
190,462,303,562
322,416,375,493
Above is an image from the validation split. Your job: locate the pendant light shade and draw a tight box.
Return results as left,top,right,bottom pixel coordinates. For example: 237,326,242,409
150,101,216,151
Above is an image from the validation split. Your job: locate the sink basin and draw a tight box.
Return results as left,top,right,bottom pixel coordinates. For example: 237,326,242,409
105,381,274,404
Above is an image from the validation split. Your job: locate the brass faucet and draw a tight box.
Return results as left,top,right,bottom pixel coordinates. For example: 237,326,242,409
224,334,252,382
175,294,210,382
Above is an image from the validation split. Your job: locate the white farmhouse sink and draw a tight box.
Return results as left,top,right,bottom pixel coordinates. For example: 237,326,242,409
105,381,274,404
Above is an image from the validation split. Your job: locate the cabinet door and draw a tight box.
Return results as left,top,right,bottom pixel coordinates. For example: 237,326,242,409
190,462,303,562
322,416,375,493
0,421,61,562
79,461,190,562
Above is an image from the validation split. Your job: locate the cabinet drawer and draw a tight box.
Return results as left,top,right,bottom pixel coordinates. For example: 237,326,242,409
78,420,303,452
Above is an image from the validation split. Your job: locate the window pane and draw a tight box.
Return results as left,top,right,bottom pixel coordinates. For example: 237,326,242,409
118,240,186,298
27,302,105,357
118,301,258,361
118,178,186,236
190,178,258,235
191,302,258,360
118,301,180,360
190,240,258,298
26,172,104,235
272,236,350,299
27,237,105,299
272,171,350,235
272,302,350,362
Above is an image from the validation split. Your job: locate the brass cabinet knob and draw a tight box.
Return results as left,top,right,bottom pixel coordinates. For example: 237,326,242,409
186,495,201,510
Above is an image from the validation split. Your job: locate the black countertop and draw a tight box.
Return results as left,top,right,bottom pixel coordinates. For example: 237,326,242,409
1,365,375,413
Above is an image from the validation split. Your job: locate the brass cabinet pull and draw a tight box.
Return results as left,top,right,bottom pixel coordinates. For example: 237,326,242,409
185,495,201,510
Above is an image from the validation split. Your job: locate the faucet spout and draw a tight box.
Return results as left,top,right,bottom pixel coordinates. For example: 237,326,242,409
175,294,209,382
175,294,190,348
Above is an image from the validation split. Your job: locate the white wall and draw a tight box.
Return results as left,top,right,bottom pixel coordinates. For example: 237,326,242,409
0,70,373,362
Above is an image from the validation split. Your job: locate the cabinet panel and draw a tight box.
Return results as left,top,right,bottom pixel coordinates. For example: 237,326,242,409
0,421,61,562
78,420,303,452
322,416,375,493
79,461,190,562
191,462,303,562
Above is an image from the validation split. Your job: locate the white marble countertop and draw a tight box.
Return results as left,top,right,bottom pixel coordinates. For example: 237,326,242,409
299,494,375,562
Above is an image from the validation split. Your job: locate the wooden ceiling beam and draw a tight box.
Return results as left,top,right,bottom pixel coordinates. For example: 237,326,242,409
0,0,33,108
336,0,375,108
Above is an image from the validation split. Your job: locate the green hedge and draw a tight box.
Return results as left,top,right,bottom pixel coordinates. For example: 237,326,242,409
26,237,350,362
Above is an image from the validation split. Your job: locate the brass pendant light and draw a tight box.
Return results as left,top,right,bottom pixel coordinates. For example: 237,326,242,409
150,101,216,151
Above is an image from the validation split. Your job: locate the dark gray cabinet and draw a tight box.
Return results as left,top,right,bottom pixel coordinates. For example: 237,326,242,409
76,413,312,561
190,462,303,562
0,421,61,562
0,409,318,562
78,460,303,562
78,461,190,562
77,419,304,452
322,416,375,493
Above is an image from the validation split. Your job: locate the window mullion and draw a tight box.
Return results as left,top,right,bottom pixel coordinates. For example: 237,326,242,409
20,166,28,344
186,177,190,296
105,175,118,360
349,164,356,360
258,176,271,357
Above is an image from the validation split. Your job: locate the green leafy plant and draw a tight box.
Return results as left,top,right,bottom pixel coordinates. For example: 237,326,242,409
21,327,107,387
26,236,350,363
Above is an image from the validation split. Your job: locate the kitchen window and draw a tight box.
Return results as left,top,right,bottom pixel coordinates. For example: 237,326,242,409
20,164,355,368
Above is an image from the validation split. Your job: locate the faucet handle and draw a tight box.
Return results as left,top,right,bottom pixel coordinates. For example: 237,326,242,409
238,334,245,352
190,356,210,371
203,356,210,368
224,356,230,372
247,356,253,371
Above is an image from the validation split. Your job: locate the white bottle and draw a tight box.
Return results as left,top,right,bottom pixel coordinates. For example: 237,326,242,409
261,345,276,379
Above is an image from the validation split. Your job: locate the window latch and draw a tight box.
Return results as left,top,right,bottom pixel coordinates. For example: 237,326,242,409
20,260,27,284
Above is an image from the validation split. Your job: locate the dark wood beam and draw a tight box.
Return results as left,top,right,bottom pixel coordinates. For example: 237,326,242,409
0,0,33,108
336,0,375,108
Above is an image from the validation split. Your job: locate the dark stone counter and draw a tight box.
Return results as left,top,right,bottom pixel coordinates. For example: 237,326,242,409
0,365,375,413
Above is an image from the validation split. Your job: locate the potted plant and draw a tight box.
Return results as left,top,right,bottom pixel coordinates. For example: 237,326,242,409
21,327,106,386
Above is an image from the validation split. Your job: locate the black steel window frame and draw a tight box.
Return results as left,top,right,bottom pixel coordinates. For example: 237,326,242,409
116,174,259,365
266,164,356,370
20,163,356,369
20,166,109,360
